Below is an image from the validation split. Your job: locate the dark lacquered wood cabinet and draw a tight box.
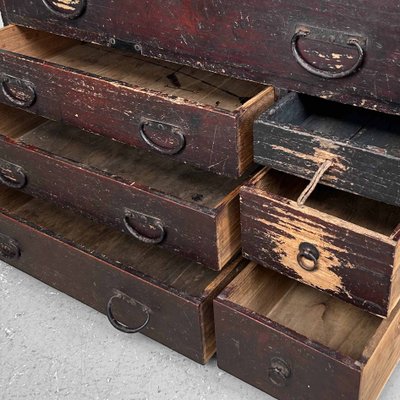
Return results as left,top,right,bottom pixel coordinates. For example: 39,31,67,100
1,1,399,115
215,263,400,400
0,25,274,177
240,168,400,317
0,105,250,269
0,185,245,364
254,93,400,207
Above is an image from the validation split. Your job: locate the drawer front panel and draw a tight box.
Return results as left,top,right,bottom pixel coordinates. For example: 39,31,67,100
0,138,220,268
214,301,360,400
0,212,207,363
3,1,400,114
241,188,396,316
254,124,400,207
0,51,240,177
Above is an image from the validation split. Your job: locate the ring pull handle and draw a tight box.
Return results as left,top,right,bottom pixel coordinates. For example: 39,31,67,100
123,209,166,245
41,0,87,19
1,75,36,108
140,118,186,155
297,242,320,272
291,27,365,79
107,291,150,334
0,160,27,189
268,358,291,387
0,233,21,260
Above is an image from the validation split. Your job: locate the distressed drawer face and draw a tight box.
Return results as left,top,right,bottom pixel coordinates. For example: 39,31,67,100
0,25,274,177
0,105,247,270
215,264,400,400
1,1,399,115
0,186,244,364
254,92,400,207
241,168,400,317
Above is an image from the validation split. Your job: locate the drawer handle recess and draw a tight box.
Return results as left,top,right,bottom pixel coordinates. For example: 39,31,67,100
41,0,86,19
0,160,27,189
297,242,320,272
1,75,36,108
268,358,291,387
107,291,150,334
140,119,186,155
0,233,21,260
291,27,365,79
123,209,166,245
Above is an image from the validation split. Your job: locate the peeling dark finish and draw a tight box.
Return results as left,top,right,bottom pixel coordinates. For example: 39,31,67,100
254,93,400,207
1,1,399,114
240,169,400,317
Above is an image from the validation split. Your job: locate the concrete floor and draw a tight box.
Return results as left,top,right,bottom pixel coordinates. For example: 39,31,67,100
1,262,399,400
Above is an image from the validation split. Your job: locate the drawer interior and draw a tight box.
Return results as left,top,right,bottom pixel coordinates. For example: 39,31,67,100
256,169,400,238
1,25,268,112
0,104,243,208
269,93,400,154
0,185,226,297
226,265,382,360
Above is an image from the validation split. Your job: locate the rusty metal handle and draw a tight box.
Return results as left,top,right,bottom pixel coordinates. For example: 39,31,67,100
107,292,150,334
140,119,186,155
291,29,365,79
0,160,27,189
297,242,320,272
123,209,166,245
0,233,21,260
268,358,291,387
41,0,87,19
1,75,36,108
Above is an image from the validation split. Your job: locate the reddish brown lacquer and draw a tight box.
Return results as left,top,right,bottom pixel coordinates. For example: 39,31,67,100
0,24,274,177
0,185,245,364
1,1,399,114
0,105,248,269
215,264,400,400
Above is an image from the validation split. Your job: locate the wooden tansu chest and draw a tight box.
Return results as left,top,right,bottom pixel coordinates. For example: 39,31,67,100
1,0,399,114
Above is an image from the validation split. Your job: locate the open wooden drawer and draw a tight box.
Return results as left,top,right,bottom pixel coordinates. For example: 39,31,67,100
254,92,400,207
215,264,400,400
0,186,244,364
0,25,274,177
240,168,400,317
0,105,248,269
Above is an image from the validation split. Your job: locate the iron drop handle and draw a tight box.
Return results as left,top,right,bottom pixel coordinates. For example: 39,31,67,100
291,27,365,79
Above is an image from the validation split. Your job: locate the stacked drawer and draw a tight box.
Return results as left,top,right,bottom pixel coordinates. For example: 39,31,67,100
0,16,274,364
1,2,399,399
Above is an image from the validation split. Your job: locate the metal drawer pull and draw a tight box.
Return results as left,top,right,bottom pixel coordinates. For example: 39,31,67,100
0,160,27,189
268,358,291,387
0,233,21,260
1,75,36,108
42,0,86,19
140,118,186,155
291,26,365,79
123,209,166,245
297,242,320,272
107,291,150,334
